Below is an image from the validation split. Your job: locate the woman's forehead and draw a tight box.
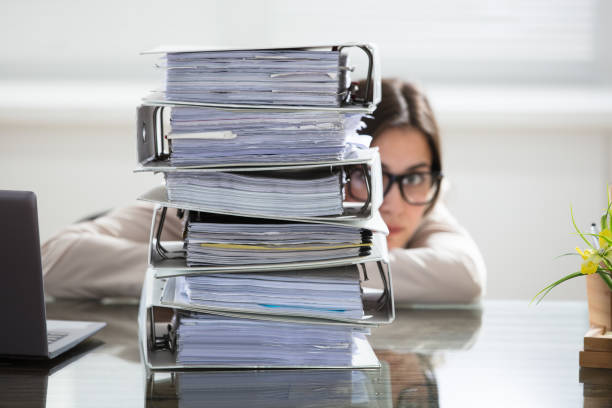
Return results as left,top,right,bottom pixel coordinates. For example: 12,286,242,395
372,127,432,173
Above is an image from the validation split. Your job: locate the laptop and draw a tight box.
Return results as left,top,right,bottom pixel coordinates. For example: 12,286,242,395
0,190,106,359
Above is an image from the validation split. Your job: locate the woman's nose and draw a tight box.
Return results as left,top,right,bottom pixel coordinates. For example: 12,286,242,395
380,182,404,212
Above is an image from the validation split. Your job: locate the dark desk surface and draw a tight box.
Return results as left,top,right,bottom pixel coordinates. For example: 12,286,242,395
2,300,609,408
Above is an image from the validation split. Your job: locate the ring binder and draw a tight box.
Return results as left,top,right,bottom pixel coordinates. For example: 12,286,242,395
152,261,394,327
141,43,380,112
135,103,374,169
137,149,384,223
149,205,387,277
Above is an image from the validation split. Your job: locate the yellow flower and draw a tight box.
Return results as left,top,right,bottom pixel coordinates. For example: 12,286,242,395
581,260,599,275
576,247,594,260
576,246,602,275
600,229,612,249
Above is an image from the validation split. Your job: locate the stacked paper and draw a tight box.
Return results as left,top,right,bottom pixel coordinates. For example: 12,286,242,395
185,213,372,266
165,169,343,217
176,313,369,367
167,107,367,166
170,266,364,320
157,50,349,106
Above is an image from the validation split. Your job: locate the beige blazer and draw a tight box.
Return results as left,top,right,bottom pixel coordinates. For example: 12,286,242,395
42,202,486,303
388,203,486,305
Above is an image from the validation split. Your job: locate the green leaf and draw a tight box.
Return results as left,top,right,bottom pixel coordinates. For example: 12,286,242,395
583,233,612,246
598,270,612,291
603,193,612,231
571,206,595,250
600,256,612,271
605,204,612,230
598,270,612,276
553,252,580,260
602,184,612,231
531,272,583,305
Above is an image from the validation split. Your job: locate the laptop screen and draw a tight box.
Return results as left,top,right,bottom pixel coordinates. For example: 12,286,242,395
0,190,49,357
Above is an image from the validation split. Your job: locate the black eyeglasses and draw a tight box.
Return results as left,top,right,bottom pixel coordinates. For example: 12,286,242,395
347,168,442,205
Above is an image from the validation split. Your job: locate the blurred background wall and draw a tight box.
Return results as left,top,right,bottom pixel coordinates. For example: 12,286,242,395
1,0,611,300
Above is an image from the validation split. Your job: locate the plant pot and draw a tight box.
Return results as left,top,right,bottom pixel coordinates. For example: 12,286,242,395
587,274,612,330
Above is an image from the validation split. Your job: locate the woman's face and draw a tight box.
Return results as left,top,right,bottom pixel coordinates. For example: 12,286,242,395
373,127,433,249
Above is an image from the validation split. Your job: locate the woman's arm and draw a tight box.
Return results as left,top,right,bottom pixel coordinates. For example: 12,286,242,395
390,203,487,305
42,202,183,299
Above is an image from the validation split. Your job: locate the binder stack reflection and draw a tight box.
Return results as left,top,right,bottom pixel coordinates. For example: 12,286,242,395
135,44,395,369
146,366,391,408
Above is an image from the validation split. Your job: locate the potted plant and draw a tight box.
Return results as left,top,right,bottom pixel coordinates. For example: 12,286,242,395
532,204,612,317
533,192,612,369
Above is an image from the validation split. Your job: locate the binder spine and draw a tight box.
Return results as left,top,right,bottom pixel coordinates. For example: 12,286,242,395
336,44,380,108
137,105,169,165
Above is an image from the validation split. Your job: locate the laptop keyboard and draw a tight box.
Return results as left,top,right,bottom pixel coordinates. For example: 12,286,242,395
47,331,68,345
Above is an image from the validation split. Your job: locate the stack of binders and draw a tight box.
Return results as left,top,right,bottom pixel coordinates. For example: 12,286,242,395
136,44,394,369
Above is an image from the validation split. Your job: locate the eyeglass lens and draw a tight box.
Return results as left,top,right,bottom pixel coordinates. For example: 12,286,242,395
348,169,439,205
382,172,437,204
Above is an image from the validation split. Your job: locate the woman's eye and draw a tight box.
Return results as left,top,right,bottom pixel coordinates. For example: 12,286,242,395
403,173,425,186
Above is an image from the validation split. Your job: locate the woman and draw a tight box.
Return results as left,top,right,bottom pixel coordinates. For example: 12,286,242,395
350,79,486,304
42,79,485,303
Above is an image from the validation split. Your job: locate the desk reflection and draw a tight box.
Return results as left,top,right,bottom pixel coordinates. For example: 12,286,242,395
146,367,391,408
371,307,483,352
373,307,482,408
13,300,590,407
0,338,102,408
580,367,612,408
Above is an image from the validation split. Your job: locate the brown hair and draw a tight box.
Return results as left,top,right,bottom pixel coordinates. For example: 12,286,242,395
357,78,443,211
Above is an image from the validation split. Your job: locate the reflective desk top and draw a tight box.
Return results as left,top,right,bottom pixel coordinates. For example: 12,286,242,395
2,300,609,408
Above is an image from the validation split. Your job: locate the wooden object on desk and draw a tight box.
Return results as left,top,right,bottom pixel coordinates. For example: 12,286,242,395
580,327,612,369
584,327,612,352
586,274,612,330
580,367,612,385
580,350,612,369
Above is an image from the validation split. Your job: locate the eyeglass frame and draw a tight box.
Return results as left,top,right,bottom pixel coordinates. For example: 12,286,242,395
346,167,443,206
381,170,443,205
